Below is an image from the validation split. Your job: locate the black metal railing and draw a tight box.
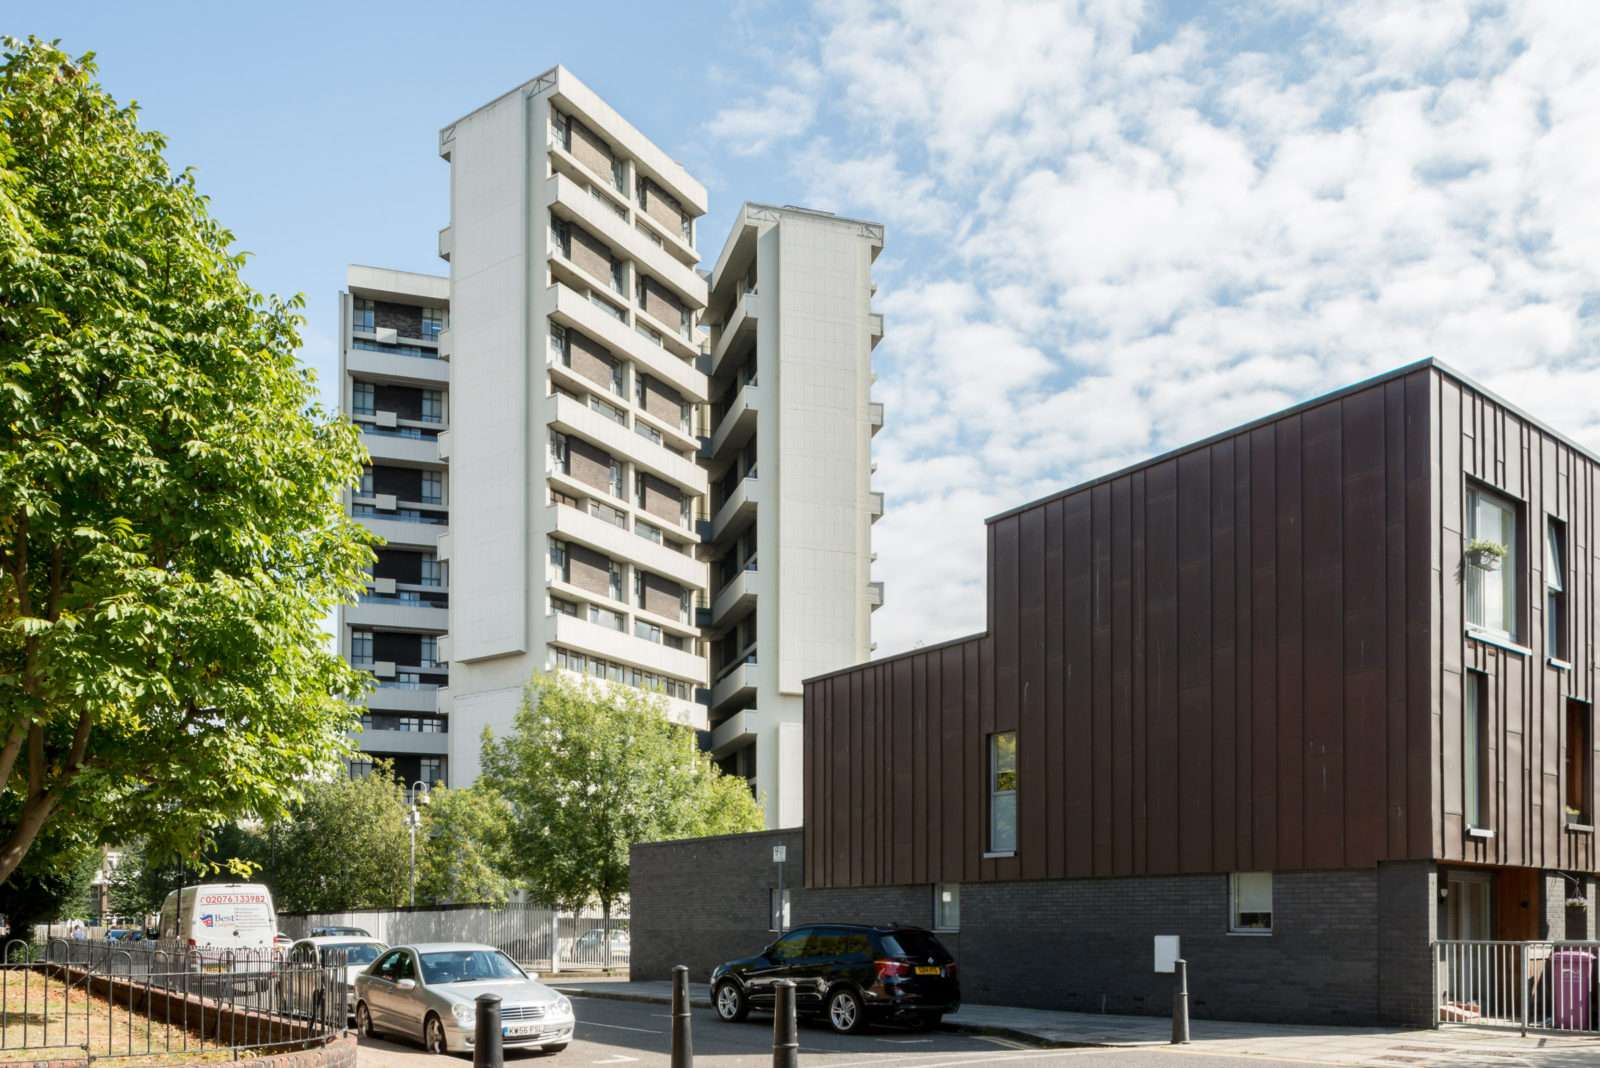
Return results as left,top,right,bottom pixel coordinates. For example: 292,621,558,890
0,937,345,1061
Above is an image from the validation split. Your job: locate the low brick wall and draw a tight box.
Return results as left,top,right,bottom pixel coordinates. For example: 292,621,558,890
26,1034,356,1068
630,829,1441,1028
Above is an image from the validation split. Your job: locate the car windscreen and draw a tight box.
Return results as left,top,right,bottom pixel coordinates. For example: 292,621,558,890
876,930,953,963
323,942,384,966
418,950,526,985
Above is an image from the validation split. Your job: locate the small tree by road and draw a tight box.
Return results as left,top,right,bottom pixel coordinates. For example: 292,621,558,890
0,38,373,882
481,674,763,935
256,770,410,914
415,786,514,907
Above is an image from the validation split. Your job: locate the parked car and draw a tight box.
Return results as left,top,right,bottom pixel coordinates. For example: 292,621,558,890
354,943,574,1055
311,925,372,938
571,928,630,963
278,936,387,1020
710,924,959,1034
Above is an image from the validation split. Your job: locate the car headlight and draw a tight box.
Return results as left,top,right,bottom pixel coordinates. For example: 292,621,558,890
553,995,573,1018
451,1003,476,1026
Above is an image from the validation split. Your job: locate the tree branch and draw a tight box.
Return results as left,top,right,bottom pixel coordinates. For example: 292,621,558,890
0,724,26,792
26,721,43,798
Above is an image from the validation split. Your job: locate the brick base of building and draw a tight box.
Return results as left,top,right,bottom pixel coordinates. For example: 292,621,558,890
630,830,1440,1028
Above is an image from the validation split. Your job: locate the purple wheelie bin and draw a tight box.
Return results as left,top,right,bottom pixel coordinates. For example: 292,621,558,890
1550,949,1595,1031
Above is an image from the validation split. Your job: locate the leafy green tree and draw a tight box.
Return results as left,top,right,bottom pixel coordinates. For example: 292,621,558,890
415,786,514,907
257,769,409,913
0,824,100,945
480,673,763,929
0,37,373,882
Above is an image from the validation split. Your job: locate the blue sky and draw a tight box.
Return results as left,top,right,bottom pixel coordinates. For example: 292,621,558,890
11,2,1600,655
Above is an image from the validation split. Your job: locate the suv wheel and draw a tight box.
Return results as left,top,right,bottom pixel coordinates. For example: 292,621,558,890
827,988,866,1034
714,980,749,1022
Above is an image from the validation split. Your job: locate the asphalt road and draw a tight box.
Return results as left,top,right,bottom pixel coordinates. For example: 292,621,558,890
354,994,1326,1067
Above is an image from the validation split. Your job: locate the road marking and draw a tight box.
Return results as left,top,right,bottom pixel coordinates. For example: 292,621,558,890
577,1020,664,1034
806,1047,1111,1068
591,1056,639,1064
877,1038,935,1044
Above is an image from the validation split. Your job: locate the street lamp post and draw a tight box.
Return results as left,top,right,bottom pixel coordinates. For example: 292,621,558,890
407,779,435,908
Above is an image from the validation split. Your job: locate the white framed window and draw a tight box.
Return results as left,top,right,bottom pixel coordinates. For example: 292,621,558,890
550,431,569,472
421,471,442,505
989,731,1017,854
352,381,376,416
420,306,446,340
769,888,791,933
550,539,569,581
350,630,374,666
608,560,624,603
1466,485,1519,639
420,389,443,424
933,884,960,931
609,458,624,498
1229,872,1273,933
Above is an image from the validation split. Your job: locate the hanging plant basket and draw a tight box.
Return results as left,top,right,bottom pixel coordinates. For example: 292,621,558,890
1465,539,1507,572
1567,897,1590,910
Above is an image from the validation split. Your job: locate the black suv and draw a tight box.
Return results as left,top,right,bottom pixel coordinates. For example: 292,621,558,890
710,924,958,1034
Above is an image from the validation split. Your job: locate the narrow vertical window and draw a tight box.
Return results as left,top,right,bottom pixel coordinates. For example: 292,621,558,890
1547,518,1567,662
1568,700,1593,826
1466,486,1519,639
351,297,375,332
1229,873,1273,933
549,539,568,582
420,471,442,505
352,381,375,416
933,884,961,931
350,630,373,666
1465,671,1490,829
420,389,443,424
358,466,374,497
989,731,1017,854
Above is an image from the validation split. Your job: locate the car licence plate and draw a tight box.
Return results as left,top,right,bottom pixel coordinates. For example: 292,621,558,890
504,1024,540,1038
914,966,942,976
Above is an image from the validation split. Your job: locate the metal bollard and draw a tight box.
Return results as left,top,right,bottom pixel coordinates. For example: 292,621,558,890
1171,959,1190,1044
474,991,504,1068
671,964,694,1068
772,979,799,1068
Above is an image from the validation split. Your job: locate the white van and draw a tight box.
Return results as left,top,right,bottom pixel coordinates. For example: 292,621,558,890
158,883,278,956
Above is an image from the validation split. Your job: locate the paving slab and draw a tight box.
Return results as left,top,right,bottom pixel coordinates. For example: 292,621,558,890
549,980,1600,1066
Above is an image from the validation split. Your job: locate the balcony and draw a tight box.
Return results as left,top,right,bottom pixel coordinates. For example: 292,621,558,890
361,427,441,466
546,502,706,591
868,490,884,523
364,685,442,713
347,343,450,386
710,709,758,758
709,289,757,380
344,599,449,632
437,429,452,461
867,580,884,610
710,657,757,714
708,383,758,462
869,312,883,348
437,329,453,361
353,728,448,757
710,473,759,543
437,226,452,262
356,514,446,550
551,610,705,684
868,401,884,437
711,561,758,629
547,173,707,311
633,204,698,268
549,392,708,497
549,282,707,403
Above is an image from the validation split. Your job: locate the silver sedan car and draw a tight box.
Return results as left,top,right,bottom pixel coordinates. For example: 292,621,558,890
353,942,574,1055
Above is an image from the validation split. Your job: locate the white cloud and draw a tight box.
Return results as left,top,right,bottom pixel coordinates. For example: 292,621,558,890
731,0,1600,656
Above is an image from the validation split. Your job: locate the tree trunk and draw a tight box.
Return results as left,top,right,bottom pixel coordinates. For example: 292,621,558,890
0,791,59,885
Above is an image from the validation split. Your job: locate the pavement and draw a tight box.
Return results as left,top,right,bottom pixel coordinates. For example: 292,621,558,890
539,978,1600,1068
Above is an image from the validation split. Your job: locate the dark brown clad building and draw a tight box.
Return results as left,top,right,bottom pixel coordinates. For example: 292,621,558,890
631,359,1598,1026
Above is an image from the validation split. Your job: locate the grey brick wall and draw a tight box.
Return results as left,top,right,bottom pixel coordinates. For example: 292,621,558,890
632,832,1440,1027
1545,872,1596,940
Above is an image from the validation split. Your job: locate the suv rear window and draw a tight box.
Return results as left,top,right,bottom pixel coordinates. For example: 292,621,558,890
876,930,952,962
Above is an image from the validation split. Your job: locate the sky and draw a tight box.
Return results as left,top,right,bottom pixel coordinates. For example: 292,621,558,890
11,1,1600,657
